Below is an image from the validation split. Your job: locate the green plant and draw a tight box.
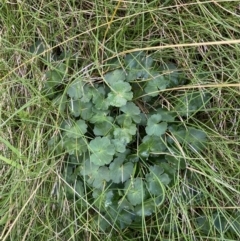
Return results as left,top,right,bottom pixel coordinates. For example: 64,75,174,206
46,51,210,230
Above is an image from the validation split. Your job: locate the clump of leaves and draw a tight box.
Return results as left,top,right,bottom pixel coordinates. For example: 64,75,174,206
46,51,211,230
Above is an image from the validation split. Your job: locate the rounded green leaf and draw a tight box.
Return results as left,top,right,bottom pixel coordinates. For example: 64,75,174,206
144,71,168,96
104,69,126,85
93,121,113,136
69,99,93,120
109,158,134,183
134,199,155,217
107,82,133,107
80,161,110,189
63,136,88,155
146,165,170,196
142,135,167,153
89,137,115,165
120,102,141,123
113,124,137,144
112,139,127,153
65,120,88,138
124,178,146,206
146,114,168,136
67,78,84,100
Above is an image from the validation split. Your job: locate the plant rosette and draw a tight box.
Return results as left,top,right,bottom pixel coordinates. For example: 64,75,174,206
46,51,210,230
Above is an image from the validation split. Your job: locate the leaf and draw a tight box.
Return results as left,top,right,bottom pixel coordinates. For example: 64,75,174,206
155,108,176,122
90,110,111,123
64,180,84,199
113,124,137,144
64,120,88,138
119,102,141,123
52,94,68,114
165,155,186,170
124,51,155,80
91,215,110,232
160,162,177,180
92,86,109,110
169,126,207,151
112,139,127,153
126,70,143,82
195,216,211,234
109,156,134,183
92,116,113,136
67,78,84,100
116,114,132,126
146,165,170,196
80,160,98,176
142,55,154,69
124,52,154,81
138,142,150,158
67,78,94,102
118,198,134,211
29,39,45,55
107,205,134,229
125,51,145,69
95,98,110,111
144,71,168,97
126,154,139,163
63,165,77,184
92,166,111,189
134,199,155,217
138,135,166,158
92,189,114,210
230,213,240,234
80,161,110,189
160,62,185,87
124,178,146,206
62,136,88,155
174,91,211,117
68,99,93,120
107,82,133,107
104,69,126,85
105,57,122,71
89,137,115,165
43,69,64,98
48,135,63,154
145,114,168,136
93,121,113,136
81,85,97,103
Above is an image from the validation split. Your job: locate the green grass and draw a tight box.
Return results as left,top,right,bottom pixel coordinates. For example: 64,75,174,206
1,0,240,240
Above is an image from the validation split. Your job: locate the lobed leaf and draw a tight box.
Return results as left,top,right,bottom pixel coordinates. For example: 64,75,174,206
62,136,88,155
146,165,170,196
92,86,109,110
67,78,84,100
68,99,93,120
92,189,114,210
144,71,168,96
134,199,155,217
124,178,146,206
112,139,127,153
169,125,207,151
80,160,110,189
174,91,211,117
89,137,115,165
104,69,126,86
109,157,134,183
145,114,168,136
64,120,88,138
107,81,133,107
93,122,113,136
119,102,141,123
113,123,137,144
